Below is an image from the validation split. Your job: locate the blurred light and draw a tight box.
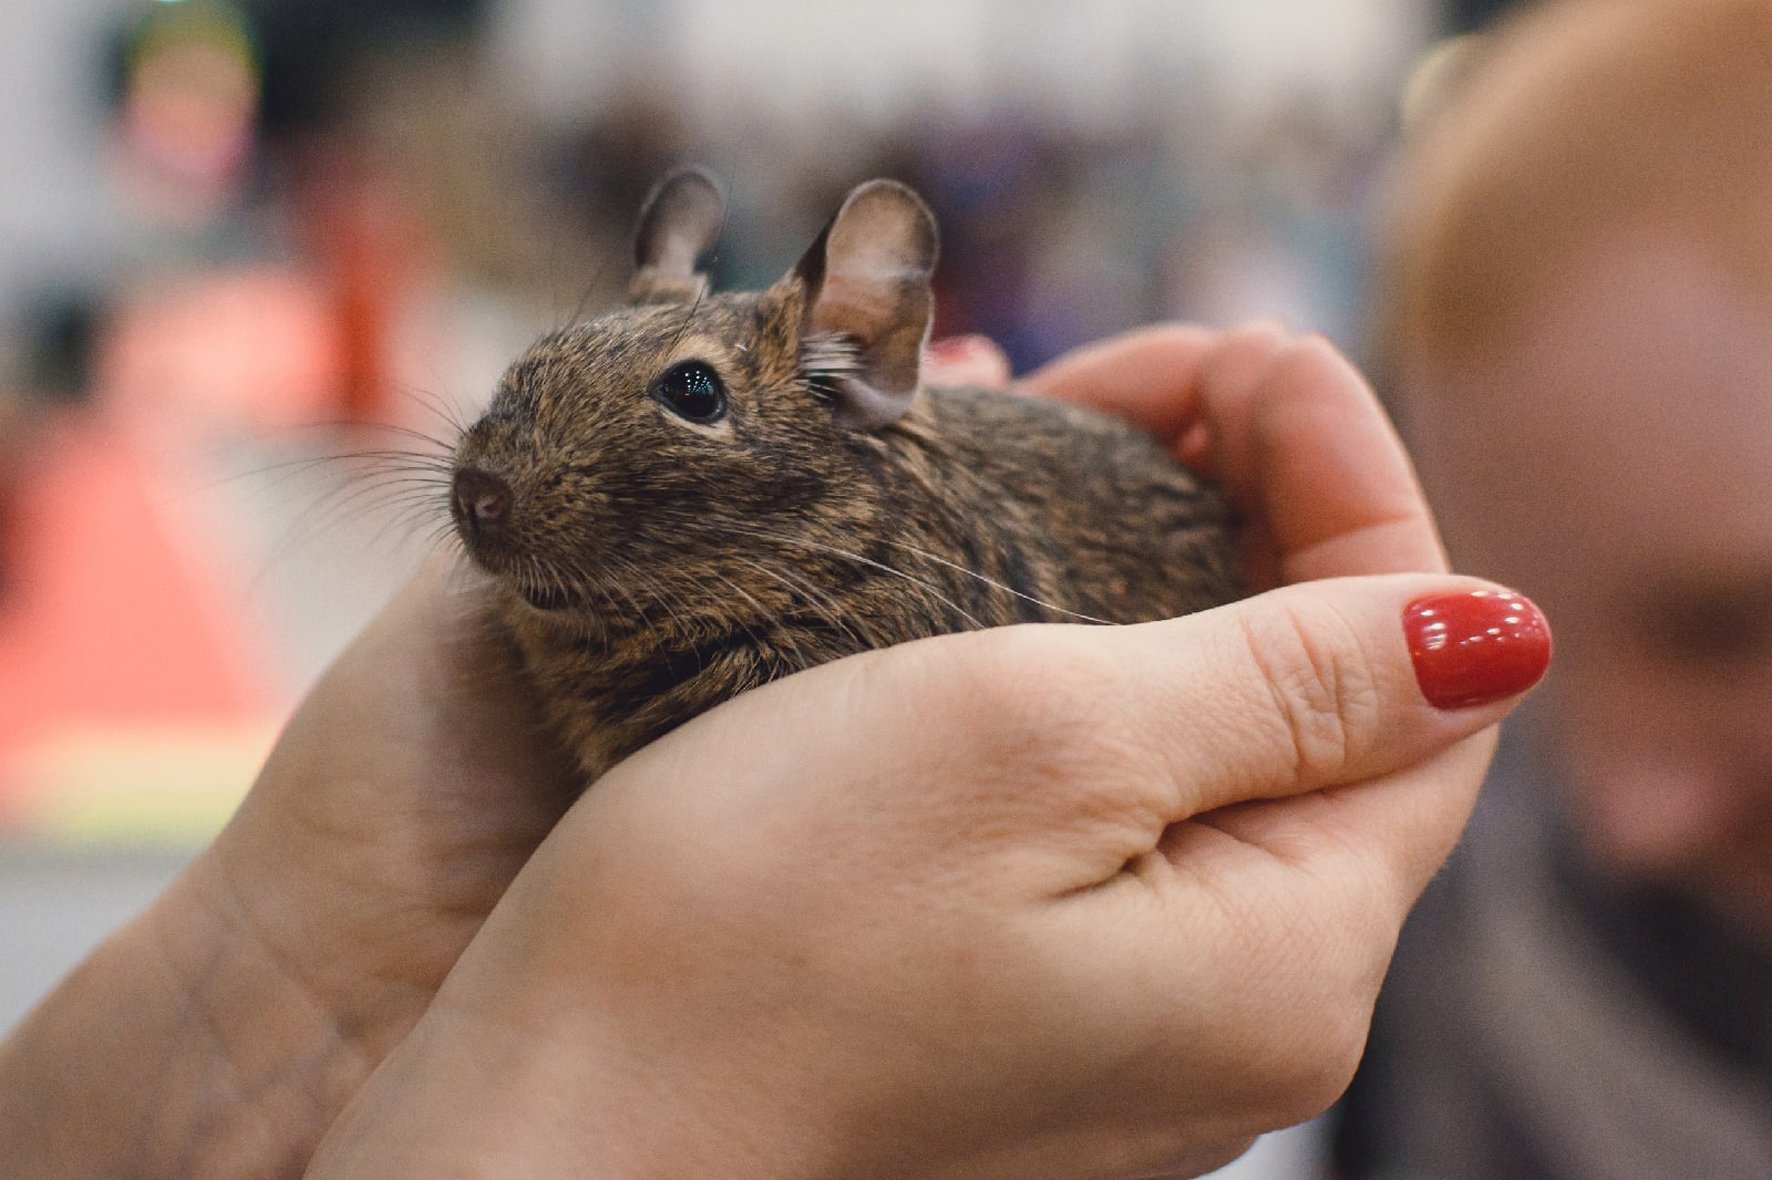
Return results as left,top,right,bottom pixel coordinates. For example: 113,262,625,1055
115,0,261,222
1400,33,1484,133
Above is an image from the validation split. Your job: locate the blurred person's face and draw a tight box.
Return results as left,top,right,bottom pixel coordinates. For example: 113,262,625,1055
1407,231,1772,940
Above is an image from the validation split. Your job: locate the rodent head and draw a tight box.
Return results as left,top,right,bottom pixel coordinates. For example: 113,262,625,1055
450,168,939,620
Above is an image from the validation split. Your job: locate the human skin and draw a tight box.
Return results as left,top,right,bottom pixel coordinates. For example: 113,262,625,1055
0,324,1541,1178
1404,231,1772,941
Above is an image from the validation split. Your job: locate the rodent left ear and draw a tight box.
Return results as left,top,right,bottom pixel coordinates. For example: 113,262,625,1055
790,180,938,431
629,166,726,305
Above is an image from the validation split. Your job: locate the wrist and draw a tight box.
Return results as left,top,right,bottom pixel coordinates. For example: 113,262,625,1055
307,975,845,1180
0,853,378,1178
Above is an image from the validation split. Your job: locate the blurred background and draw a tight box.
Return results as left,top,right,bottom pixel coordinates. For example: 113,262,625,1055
0,0,1511,1169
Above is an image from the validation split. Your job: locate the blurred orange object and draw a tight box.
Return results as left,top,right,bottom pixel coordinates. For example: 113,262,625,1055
0,411,274,838
101,267,345,437
299,148,437,424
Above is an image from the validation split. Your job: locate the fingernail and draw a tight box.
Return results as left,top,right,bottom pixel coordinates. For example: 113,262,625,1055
1405,590,1552,709
926,334,990,362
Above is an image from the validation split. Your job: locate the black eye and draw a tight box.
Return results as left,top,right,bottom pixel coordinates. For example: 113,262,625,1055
651,360,727,423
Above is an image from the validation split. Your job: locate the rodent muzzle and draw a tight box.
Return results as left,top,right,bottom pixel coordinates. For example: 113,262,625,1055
448,465,579,611
451,467,512,553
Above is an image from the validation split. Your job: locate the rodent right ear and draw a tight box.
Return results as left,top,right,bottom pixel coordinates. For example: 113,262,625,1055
789,180,938,432
629,167,726,306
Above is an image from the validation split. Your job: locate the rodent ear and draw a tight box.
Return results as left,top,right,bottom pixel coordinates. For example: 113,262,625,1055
791,179,938,431
629,166,726,305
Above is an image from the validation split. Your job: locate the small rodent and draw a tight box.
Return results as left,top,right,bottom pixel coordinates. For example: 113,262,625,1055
450,168,1242,783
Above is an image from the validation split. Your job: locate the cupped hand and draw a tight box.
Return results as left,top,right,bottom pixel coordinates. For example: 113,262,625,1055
4,322,1519,1180
234,321,1440,1079
192,558,582,1040
301,326,1545,1178
0,561,584,1177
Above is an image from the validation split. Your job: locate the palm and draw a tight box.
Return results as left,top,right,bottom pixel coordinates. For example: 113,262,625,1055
205,563,578,1050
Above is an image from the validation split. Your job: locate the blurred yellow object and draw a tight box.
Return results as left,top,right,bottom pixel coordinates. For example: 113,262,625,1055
1399,34,1486,133
116,0,261,221
8,723,275,849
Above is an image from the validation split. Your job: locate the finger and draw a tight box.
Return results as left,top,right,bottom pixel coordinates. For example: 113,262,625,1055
585,568,1545,889
1094,574,1549,842
1184,321,1296,484
1026,324,1441,583
924,335,1013,389
1186,729,1498,915
1202,334,1447,581
242,554,578,833
1021,323,1218,442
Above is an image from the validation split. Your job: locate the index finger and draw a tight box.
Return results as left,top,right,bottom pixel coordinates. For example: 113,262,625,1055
1223,332,1447,582
1022,323,1216,442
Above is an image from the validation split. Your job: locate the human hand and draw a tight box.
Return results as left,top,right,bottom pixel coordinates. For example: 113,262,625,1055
0,560,583,1176
2,322,1514,1179
303,327,1547,1178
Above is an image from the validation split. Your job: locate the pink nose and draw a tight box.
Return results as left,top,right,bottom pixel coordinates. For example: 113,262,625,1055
451,468,511,542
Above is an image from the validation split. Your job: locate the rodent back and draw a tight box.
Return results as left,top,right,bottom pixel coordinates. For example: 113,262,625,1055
869,384,1240,627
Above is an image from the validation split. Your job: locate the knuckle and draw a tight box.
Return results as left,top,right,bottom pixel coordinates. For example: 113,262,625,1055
1227,318,1290,347
1263,1004,1371,1126
1232,947,1376,1126
1278,330,1342,370
1214,321,1291,372
1264,334,1364,412
1236,599,1382,785
1252,909,1393,1124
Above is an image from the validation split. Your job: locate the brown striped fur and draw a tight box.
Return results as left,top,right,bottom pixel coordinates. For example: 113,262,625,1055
451,173,1241,783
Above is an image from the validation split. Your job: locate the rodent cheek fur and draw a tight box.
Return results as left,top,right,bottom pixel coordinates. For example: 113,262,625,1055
451,298,868,617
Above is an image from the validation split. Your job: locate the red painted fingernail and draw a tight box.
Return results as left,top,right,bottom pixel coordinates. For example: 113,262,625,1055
1404,590,1552,709
926,334,989,362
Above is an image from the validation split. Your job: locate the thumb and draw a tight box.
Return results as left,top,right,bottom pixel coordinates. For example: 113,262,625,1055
575,573,1547,909
1087,574,1550,825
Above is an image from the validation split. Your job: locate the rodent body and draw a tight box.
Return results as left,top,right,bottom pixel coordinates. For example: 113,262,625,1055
451,171,1241,783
